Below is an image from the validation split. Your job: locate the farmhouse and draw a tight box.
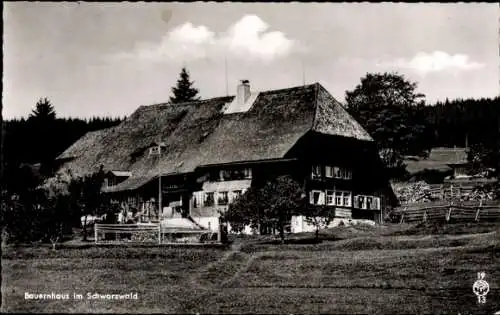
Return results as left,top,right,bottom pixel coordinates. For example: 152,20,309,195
56,81,397,233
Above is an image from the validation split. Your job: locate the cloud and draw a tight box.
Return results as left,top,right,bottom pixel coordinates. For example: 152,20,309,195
377,51,485,75
111,15,299,63
113,22,216,62
220,14,297,61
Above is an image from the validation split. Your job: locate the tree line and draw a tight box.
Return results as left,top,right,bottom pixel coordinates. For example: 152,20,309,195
3,98,123,184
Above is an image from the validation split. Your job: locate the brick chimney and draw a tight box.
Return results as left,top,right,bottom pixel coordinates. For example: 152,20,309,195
237,80,251,105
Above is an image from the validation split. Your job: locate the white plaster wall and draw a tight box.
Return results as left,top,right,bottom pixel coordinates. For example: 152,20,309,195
201,179,252,194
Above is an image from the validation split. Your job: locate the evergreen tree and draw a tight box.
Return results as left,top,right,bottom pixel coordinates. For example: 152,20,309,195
30,97,56,121
169,67,200,104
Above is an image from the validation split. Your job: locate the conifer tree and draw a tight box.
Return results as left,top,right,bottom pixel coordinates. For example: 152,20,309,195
30,97,56,121
169,67,200,104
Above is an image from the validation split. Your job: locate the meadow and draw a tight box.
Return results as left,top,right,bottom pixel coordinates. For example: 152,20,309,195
2,222,499,314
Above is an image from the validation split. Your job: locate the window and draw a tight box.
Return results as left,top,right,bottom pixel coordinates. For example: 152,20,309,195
311,165,322,179
192,192,202,208
334,167,342,178
219,170,229,181
335,193,343,206
330,167,352,180
366,196,373,210
309,190,324,205
343,192,352,207
217,191,229,205
326,190,334,205
232,169,244,180
204,192,214,207
357,195,365,209
233,190,242,201
243,168,252,179
355,195,381,210
346,170,352,180
193,195,199,208
325,166,334,178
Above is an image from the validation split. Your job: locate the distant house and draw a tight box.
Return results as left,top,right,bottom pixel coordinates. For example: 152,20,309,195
56,81,397,232
403,147,469,182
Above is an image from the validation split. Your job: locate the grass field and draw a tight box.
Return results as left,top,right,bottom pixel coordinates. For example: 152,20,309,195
2,223,499,314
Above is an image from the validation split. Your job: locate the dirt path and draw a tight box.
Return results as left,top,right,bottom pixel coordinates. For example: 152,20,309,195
220,252,258,288
187,241,244,290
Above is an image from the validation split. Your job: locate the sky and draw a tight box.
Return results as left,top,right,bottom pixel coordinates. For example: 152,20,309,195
3,2,499,119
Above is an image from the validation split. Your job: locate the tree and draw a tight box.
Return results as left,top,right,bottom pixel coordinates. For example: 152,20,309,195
222,175,304,243
30,97,56,121
345,72,431,172
38,169,74,249
304,205,335,242
1,169,72,247
27,97,57,175
466,143,499,177
169,67,200,104
1,98,4,193
76,166,109,241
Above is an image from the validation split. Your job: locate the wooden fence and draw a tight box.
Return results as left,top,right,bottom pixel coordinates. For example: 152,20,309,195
94,224,219,245
393,200,500,224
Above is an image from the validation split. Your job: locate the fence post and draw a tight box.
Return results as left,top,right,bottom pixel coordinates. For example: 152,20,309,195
475,199,483,222
400,206,407,224
158,223,161,244
446,201,453,222
95,224,98,244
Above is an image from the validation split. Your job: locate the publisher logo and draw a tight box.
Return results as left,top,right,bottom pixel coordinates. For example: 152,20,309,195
472,272,489,304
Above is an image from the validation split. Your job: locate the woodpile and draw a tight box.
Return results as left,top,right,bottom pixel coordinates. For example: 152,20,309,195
130,231,158,243
394,180,498,205
393,181,434,204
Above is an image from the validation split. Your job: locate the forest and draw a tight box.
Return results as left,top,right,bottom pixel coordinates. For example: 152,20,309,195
424,97,499,148
3,115,123,175
2,89,499,187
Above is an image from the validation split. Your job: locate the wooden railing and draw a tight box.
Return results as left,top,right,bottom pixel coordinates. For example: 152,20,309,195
94,223,220,244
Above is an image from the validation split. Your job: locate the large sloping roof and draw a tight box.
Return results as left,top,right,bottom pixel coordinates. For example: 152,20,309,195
57,128,112,161
57,83,373,191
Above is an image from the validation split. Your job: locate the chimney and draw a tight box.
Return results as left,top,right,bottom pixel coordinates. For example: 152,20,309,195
237,80,251,105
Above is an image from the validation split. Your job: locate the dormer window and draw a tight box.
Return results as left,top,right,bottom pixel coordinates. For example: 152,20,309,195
149,146,161,156
243,168,252,179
